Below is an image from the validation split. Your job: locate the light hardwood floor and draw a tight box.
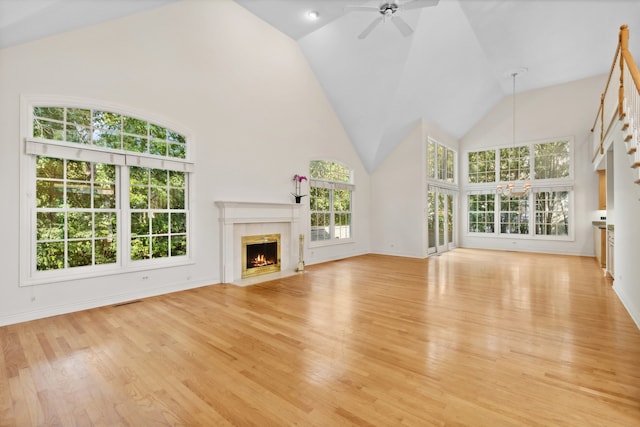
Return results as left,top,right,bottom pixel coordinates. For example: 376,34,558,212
1,249,639,426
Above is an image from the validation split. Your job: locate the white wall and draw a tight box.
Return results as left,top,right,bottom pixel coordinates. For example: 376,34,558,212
611,134,640,327
459,75,605,256
370,118,459,257
0,0,370,326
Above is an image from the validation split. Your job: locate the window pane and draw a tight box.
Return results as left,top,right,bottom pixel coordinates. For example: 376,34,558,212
33,119,64,140
131,212,149,236
93,111,122,133
131,237,150,260
67,212,92,239
427,141,436,180
95,212,116,237
123,116,148,136
309,161,350,183
468,194,495,233
34,107,64,121
130,186,148,209
534,140,570,180
499,194,529,234
171,235,187,256
535,191,569,236
67,108,91,126
94,184,116,209
67,240,93,267
427,191,436,248
36,180,64,208
37,212,64,240
499,146,529,181
152,212,169,234
67,183,92,208
152,236,169,258
171,212,187,233
95,239,117,265
468,150,495,183
66,124,91,144
124,135,148,153
37,242,65,271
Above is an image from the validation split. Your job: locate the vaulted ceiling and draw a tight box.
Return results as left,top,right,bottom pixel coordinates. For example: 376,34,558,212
2,0,640,171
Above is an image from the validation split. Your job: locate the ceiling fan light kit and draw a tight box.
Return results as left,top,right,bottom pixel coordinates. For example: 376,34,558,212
346,0,440,39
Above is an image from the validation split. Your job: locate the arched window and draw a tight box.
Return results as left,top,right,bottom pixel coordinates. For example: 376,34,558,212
21,97,193,285
309,160,354,243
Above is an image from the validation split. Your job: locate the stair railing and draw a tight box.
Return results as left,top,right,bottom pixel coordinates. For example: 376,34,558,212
591,25,640,169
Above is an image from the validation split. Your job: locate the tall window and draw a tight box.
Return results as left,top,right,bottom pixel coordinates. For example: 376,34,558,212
499,194,529,234
534,191,569,236
36,158,118,270
427,138,456,184
466,138,572,239
309,160,354,243
468,194,495,233
23,100,193,285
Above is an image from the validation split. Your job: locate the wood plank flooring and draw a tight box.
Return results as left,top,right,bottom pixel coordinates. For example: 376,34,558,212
1,249,639,426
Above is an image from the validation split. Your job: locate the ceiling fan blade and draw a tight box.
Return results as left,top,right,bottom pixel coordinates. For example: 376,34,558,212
391,16,413,37
358,16,383,39
401,0,440,11
344,5,380,13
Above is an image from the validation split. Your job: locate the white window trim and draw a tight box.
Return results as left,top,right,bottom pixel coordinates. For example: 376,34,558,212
308,176,355,248
463,136,575,241
19,95,195,286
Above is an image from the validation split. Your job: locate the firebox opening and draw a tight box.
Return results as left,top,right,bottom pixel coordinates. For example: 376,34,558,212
241,234,281,278
247,242,277,268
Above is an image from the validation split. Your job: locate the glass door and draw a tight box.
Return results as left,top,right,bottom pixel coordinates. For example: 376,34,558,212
427,188,456,255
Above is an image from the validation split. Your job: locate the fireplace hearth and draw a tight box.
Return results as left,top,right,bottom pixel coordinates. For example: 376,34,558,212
242,234,281,278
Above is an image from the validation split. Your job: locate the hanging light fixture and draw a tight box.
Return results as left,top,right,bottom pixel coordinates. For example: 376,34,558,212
497,68,531,197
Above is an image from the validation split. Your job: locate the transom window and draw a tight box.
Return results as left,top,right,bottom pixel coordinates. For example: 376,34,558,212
427,138,456,183
22,99,193,285
309,160,354,243
33,107,186,158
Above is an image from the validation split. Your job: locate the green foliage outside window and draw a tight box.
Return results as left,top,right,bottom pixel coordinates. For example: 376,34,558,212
468,194,495,233
309,160,353,241
33,106,187,159
534,140,570,180
468,150,496,183
35,156,117,271
129,167,187,260
310,160,350,182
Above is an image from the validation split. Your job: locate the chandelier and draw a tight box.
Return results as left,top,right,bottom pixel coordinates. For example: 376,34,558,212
498,68,531,197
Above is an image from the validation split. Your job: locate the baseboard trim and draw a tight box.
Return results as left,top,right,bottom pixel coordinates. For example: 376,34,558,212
0,277,219,327
613,283,640,330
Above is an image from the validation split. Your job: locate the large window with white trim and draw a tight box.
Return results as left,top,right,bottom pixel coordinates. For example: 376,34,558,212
427,138,456,183
22,100,193,285
309,160,354,243
465,138,573,239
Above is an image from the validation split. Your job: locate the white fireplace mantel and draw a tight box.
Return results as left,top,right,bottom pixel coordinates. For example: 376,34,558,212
215,201,302,285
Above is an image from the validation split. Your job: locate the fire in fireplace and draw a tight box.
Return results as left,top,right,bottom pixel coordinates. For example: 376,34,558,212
241,234,281,278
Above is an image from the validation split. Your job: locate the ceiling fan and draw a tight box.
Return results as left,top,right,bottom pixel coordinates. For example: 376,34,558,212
346,0,440,39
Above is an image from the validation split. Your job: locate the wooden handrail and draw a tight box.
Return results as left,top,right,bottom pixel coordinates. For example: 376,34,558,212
620,24,640,98
590,24,640,163
590,42,621,132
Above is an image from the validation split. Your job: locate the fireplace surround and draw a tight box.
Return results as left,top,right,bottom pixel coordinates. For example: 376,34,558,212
215,201,301,285
242,233,281,278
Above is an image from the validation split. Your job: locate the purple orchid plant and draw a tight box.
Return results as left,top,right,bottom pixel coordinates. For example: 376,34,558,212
292,174,308,199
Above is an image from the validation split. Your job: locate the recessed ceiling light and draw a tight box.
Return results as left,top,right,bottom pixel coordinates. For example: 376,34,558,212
307,10,320,20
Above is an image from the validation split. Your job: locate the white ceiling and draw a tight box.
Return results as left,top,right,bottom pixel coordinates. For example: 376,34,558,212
2,0,640,171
